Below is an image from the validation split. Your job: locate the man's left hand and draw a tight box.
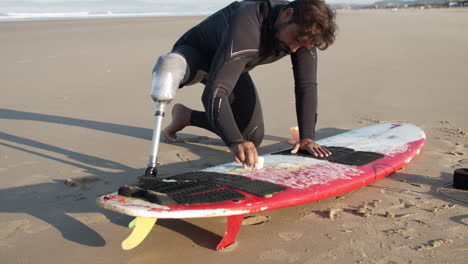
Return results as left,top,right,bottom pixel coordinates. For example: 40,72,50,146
291,138,332,157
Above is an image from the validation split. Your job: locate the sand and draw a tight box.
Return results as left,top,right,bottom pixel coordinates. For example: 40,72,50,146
1,8,467,264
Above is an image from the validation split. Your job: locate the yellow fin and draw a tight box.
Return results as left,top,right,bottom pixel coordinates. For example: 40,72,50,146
121,217,157,250
128,218,137,228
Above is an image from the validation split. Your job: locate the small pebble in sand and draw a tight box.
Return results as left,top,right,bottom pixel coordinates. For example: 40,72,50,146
355,204,373,217
64,179,79,187
326,209,343,220
64,177,102,187
401,200,417,208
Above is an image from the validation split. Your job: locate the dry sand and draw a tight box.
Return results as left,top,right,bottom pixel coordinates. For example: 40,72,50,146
1,8,467,264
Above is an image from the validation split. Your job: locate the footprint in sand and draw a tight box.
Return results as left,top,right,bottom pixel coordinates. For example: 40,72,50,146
446,151,464,156
242,215,270,226
1,220,30,239
415,239,453,251
0,219,51,239
74,214,111,225
258,249,288,262
278,231,303,241
456,158,468,166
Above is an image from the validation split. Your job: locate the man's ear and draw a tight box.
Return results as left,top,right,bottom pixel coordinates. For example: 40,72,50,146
280,7,294,21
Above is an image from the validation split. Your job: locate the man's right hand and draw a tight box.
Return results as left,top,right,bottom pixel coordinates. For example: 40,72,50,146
291,138,332,157
229,141,258,168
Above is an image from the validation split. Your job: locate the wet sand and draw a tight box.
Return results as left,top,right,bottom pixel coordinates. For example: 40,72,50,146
1,8,467,264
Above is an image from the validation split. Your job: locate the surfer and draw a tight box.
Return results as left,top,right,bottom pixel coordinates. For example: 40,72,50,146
155,0,337,168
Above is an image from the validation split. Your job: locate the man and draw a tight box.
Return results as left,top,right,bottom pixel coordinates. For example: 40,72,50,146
155,0,337,168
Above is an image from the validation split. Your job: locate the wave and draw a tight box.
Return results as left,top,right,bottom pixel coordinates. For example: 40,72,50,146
0,11,214,21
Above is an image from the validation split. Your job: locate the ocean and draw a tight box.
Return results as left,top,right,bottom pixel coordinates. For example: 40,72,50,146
0,0,236,21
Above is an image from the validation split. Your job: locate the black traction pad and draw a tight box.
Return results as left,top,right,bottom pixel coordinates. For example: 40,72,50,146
272,146,384,166
169,171,287,198
173,188,246,205
118,171,286,205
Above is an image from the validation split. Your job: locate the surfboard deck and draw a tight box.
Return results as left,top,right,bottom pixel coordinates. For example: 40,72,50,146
96,122,426,250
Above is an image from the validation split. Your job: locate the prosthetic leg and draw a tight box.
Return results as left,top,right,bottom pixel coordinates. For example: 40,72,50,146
144,53,187,177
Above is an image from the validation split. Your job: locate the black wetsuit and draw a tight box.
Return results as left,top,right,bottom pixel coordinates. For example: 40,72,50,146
171,0,318,147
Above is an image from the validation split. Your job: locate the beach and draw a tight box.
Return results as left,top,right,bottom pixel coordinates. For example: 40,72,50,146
1,8,467,263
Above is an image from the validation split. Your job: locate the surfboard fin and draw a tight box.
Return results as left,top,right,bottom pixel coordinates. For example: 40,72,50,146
128,218,137,228
122,217,157,250
216,214,245,251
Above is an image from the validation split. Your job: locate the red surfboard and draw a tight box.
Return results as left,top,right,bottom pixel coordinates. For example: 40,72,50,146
96,122,426,250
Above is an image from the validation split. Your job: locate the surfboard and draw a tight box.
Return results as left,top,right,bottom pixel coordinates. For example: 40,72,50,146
96,122,426,250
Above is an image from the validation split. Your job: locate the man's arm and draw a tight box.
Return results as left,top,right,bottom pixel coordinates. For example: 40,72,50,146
290,47,331,157
201,4,262,166
291,47,318,139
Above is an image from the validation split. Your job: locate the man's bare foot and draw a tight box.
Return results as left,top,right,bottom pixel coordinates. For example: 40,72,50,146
162,103,192,142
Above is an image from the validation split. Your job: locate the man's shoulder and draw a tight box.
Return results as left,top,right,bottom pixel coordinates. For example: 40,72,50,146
242,0,288,6
234,0,288,14
232,0,262,19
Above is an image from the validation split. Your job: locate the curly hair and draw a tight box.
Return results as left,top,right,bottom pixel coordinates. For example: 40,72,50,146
287,0,338,50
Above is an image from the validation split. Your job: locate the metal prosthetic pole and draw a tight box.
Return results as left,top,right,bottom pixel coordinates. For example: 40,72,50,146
144,53,187,177
144,103,166,177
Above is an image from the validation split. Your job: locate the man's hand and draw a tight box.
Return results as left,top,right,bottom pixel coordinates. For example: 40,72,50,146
229,141,258,168
291,138,332,157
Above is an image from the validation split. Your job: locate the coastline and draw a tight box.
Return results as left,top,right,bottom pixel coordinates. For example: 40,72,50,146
1,6,468,22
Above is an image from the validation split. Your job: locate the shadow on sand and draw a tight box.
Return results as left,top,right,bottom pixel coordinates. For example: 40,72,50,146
0,108,348,249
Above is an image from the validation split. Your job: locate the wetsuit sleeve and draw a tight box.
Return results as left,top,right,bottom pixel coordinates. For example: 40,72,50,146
291,47,318,140
202,6,260,146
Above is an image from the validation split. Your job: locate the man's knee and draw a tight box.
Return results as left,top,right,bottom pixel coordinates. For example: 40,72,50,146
150,53,187,103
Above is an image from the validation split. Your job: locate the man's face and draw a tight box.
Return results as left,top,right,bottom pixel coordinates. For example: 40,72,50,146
275,22,313,54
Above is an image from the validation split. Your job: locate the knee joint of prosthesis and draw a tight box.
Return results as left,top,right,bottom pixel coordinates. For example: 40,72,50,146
150,53,187,103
